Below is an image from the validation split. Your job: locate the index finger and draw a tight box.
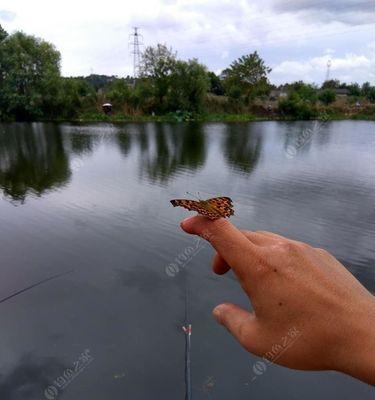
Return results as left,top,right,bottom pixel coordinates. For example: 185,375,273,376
180,216,262,280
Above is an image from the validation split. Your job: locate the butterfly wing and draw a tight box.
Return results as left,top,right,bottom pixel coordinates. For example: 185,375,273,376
171,197,234,220
206,197,234,218
170,199,201,212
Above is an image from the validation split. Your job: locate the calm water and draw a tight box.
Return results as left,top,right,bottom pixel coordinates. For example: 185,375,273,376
0,121,374,399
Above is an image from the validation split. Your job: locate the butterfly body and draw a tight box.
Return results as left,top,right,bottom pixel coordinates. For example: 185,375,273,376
170,196,234,220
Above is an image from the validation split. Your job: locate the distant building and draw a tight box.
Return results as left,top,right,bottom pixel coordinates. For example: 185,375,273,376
334,88,350,97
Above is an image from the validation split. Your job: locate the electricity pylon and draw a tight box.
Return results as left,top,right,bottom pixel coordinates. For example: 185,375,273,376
129,27,143,86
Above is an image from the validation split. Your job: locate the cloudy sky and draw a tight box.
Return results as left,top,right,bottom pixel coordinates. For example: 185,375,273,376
1,0,375,84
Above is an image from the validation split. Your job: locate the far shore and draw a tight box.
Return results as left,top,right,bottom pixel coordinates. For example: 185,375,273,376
5,112,373,124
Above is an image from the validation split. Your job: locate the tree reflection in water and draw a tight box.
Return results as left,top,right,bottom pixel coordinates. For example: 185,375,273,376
0,121,263,203
0,123,71,203
222,123,262,174
137,123,206,183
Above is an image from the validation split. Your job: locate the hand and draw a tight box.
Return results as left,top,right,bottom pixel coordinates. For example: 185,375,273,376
180,216,375,386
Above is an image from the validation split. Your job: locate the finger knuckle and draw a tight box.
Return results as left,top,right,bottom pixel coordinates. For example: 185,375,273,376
278,241,300,255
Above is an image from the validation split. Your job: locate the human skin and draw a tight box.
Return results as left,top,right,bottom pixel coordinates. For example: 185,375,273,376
180,216,375,386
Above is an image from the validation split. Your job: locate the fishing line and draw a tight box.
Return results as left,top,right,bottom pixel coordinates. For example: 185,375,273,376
183,263,192,400
0,269,74,305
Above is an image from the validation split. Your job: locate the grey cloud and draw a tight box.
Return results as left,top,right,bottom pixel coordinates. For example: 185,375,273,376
274,0,375,13
272,0,375,25
0,10,16,22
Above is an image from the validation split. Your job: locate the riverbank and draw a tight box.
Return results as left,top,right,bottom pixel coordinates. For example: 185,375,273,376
2,110,375,124
54,111,375,123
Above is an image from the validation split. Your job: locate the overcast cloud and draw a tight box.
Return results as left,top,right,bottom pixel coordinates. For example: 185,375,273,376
0,0,374,84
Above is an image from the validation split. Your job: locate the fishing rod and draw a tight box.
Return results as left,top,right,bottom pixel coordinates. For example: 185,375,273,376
0,269,74,305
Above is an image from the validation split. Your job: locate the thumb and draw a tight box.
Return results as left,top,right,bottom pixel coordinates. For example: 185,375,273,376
213,303,264,355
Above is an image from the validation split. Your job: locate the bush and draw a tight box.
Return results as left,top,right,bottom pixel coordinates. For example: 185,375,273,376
289,81,318,103
319,89,336,105
278,92,317,119
366,87,375,103
106,79,131,107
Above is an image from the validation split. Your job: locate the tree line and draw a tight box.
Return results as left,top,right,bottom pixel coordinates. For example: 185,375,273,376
1,24,375,121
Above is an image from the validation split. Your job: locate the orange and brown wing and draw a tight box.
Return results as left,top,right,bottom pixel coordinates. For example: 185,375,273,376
170,199,220,219
170,199,201,213
171,197,234,220
170,199,221,219
206,197,234,218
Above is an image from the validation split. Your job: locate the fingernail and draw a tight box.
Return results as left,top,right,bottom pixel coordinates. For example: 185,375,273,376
180,216,195,229
213,306,222,323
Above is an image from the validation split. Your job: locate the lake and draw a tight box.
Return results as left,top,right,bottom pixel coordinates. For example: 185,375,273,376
0,121,374,399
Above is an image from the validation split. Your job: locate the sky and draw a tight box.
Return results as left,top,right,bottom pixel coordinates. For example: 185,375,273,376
1,0,375,85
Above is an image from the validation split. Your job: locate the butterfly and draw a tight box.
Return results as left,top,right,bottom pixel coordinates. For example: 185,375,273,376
170,196,234,220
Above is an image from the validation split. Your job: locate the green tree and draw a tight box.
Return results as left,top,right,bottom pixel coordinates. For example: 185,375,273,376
318,89,336,105
106,78,131,107
366,87,375,103
0,24,7,42
222,51,272,103
58,77,96,118
322,79,341,90
347,83,361,97
208,72,225,96
83,74,119,91
0,32,61,120
278,92,317,120
361,82,371,97
139,44,177,111
130,78,155,111
168,59,209,112
289,81,318,103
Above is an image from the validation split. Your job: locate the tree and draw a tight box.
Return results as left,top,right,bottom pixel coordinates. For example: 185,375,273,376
322,79,341,90
222,51,272,102
139,44,177,111
366,87,375,103
57,77,96,118
319,89,336,105
278,81,318,119
361,82,371,97
168,59,209,112
106,78,132,107
278,91,317,120
83,74,118,91
0,32,61,120
347,83,361,97
0,24,7,42
289,81,318,103
208,72,225,96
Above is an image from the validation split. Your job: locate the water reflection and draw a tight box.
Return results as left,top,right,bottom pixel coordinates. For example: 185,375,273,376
0,123,71,203
0,122,209,201
0,121,374,399
222,123,262,174
138,123,206,183
116,131,132,157
70,132,96,156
